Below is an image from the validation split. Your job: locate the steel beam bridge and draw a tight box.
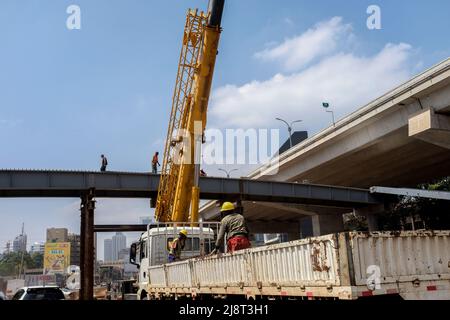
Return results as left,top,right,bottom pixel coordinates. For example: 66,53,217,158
0,170,381,208
0,169,383,300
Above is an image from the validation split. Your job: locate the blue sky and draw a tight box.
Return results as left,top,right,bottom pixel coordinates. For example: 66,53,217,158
1,0,450,259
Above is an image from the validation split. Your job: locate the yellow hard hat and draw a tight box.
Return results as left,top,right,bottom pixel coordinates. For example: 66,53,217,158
220,202,235,212
179,229,188,237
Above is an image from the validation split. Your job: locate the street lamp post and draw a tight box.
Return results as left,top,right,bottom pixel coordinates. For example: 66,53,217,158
322,102,336,127
218,168,239,178
276,118,302,148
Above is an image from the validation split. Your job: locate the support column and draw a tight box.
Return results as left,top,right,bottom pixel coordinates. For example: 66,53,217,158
300,216,314,239
354,204,385,232
80,189,95,301
311,214,344,237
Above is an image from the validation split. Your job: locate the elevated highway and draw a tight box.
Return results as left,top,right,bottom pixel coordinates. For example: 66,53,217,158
200,58,450,236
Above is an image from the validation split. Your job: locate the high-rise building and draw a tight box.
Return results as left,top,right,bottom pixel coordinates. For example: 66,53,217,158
13,234,27,253
118,248,129,261
139,216,152,225
68,234,80,266
104,239,113,262
30,242,45,255
4,241,11,254
112,233,126,261
46,228,68,243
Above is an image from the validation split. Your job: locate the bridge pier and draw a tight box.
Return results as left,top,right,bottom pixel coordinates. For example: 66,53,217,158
311,214,344,237
79,189,95,301
353,204,385,232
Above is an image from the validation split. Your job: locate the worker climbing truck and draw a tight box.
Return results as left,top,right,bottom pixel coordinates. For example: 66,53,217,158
129,222,219,300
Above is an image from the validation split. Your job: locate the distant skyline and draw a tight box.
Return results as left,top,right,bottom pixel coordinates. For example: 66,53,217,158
2,1,450,253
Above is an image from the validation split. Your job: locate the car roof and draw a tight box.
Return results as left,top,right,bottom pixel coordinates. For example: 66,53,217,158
19,286,60,290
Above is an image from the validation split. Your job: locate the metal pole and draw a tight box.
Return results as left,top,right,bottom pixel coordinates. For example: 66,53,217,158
276,118,301,149
288,126,293,148
80,189,95,300
326,110,335,127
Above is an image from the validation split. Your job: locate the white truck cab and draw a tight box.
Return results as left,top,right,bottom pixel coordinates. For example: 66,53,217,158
129,224,218,300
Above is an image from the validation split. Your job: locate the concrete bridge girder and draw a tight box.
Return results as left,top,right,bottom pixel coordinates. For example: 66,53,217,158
409,107,450,150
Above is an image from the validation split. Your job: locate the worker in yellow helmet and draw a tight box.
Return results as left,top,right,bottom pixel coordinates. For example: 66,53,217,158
168,229,188,263
211,202,251,255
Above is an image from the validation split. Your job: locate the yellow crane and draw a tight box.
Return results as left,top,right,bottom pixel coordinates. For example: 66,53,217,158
155,0,225,223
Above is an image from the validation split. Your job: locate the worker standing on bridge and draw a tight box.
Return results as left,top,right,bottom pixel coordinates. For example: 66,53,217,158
212,202,251,254
152,152,160,174
100,154,108,172
168,229,188,262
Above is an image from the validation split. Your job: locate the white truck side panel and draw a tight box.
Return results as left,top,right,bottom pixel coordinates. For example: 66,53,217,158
166,262,192,288
249,238,339,286
149,234,339,288
193,251,253,287
148,266,166,287
351,231,450,286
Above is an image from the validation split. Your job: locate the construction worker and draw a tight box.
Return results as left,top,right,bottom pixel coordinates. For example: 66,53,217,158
168,229,188,262
212,202,251,254
100,154,108,172
152,152,160,174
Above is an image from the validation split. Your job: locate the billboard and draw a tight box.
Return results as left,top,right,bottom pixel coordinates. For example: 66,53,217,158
44,242,71,275
25,274,56,287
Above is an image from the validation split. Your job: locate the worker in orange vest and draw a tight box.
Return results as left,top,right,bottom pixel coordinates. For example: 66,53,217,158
168,230,188,262
152,152,160,174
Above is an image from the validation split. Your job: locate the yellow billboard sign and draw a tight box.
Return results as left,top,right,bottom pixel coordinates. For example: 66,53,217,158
44,242,71,274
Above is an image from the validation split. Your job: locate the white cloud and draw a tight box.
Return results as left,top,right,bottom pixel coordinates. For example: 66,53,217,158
210,16,415,132
254,17,352,71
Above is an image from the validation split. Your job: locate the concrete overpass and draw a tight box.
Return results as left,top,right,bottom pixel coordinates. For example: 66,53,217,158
200,58,450,236
250,58,450,186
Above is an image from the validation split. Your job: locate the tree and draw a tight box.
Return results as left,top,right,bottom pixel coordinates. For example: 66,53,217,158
0,252,42,277
30,252,44,269
379,177,450,231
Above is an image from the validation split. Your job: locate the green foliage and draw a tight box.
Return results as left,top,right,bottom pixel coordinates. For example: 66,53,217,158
0,252,44,277
344,213,368,232
379,177,450,231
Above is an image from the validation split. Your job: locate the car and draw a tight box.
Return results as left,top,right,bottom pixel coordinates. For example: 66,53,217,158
60,287,77,300
11,286,65,300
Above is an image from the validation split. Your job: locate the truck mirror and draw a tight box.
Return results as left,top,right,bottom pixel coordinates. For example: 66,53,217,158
129,243,139,267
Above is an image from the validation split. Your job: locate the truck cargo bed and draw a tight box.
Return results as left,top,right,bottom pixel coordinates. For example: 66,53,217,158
147,231,450,300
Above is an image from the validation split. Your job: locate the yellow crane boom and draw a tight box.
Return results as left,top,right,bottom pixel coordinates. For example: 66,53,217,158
155,1,225,223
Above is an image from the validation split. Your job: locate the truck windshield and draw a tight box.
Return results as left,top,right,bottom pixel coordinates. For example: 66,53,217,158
167,237,200,251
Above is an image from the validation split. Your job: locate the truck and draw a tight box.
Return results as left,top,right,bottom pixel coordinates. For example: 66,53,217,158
130,222,219,300
132,230,450,300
